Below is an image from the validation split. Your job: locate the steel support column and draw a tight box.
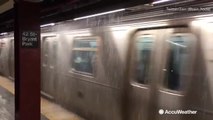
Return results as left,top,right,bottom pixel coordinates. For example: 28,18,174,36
14,1,40,120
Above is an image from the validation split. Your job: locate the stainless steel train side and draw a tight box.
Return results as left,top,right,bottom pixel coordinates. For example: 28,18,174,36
0,37,14,80
0,13,212,120
40,27,127,120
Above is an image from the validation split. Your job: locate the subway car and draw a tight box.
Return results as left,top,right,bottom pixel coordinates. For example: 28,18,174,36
0,2,213,120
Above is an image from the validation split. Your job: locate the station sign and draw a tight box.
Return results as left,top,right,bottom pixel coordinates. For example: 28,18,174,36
21,31,39,48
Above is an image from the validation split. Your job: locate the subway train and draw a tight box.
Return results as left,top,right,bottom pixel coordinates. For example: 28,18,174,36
0,2,213,120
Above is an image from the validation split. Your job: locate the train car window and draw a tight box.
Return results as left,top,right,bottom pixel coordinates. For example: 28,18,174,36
164,34,191,90
72,39,97,75
135,35,154,84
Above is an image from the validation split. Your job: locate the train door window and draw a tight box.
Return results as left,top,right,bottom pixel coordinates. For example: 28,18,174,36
42,37,57,67
0,46,1,55
0,41,4,55
49,40,57,66
134,35,154,84
43,39,49,66
164,34,193,90
71,37,97,75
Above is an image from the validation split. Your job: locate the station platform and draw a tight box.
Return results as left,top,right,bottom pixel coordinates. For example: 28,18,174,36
0,76,85,120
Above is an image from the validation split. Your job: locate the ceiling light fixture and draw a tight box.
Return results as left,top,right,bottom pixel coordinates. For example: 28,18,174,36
152,0,172,5
40,23,55,28
73,8,126,21
0,32,8,36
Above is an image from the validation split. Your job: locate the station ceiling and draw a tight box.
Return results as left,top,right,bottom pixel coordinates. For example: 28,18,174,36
0,0,153,32
0,0,13,14
0,0,211,33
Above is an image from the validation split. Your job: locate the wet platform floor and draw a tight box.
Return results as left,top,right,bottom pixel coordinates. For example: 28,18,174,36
0,76,84,120
0,82,48,120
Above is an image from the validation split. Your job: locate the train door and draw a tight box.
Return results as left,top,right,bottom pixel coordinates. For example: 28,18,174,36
128,28,171,120
8,39,14,80
128,27,196,120
41,36,57,99
156,28,197,120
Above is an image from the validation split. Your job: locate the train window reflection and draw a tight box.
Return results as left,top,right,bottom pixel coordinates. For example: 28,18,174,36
135,35,154,84
72,39,97,75
164,35,190,90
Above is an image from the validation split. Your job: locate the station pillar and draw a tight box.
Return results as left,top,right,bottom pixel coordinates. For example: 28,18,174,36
14,1,41,120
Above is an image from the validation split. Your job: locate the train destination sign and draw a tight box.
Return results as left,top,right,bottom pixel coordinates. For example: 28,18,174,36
21,31,39,48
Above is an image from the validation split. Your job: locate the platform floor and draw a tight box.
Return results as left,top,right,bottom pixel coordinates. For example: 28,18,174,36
0,76,85,120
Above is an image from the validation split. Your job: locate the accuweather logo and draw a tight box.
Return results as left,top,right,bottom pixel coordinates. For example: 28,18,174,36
159,109,197,115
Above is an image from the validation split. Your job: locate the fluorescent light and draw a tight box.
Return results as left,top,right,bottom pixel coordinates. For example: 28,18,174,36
40,23,55,28
193,14,213,19
0,32,8,35
74,8,126,21
153,0,172,5
195,16,213,23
